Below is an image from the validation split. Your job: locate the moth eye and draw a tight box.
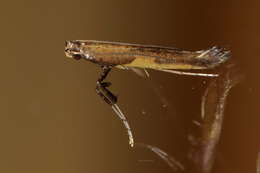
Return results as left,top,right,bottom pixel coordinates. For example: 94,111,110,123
73,54,82,60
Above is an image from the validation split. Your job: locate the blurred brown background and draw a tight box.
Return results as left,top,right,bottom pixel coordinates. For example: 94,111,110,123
0,0,259,173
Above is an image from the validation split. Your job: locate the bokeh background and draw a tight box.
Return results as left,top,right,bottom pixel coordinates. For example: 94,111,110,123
0,0,259,173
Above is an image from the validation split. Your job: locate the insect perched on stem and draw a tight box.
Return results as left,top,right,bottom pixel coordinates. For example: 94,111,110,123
65,40,230,105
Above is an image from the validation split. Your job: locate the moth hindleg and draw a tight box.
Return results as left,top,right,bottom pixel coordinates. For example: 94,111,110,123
96,66,117,105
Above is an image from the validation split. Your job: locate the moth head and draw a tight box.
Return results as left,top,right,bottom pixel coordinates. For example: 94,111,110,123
65,40,91,60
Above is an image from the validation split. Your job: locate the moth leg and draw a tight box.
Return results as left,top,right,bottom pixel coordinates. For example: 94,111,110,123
96,66,118,105
97,65,112,82
96,82,118,105
158,69,218,77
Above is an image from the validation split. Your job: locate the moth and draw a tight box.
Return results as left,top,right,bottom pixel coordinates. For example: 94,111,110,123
65,40,230,105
